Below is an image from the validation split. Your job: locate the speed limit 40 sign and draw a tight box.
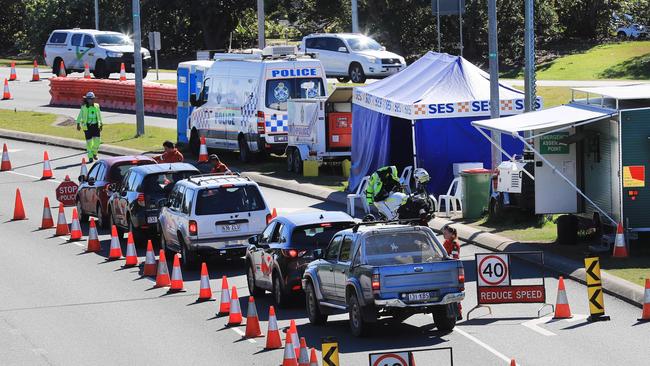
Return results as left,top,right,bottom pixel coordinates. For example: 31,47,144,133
477,254,510,287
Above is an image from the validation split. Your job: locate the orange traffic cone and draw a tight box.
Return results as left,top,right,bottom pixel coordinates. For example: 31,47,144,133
41,151,53,180
123,232,138,267
2,78,11,100
289,319,300,359
218,275,231,315
282,330,299,366
197,262,212,301
107,225,123,260
638,278,650,322
155,249,171,287
244,296,262,338
228,286,242,325
612,222,628,258
86,217,101,252
58,60,66,77
297,337,310,366
198,136,208,162
1,143,11,171
83,62,91,79
119,63,126,81
309,348,319,366
31,60,40,82
69,208,82,241
265,305,282,349
272,207,278,218
168,254,184,292
12,188,26,220
553,276,572,319
510,360,517,366
142,240,157,276
54,204,69,236
40,197,54,229
80,157,88,178
9,62,17,81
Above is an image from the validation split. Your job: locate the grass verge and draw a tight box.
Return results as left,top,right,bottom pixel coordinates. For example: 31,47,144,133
0,58,37,68
514,86,574,108
465,214,557,243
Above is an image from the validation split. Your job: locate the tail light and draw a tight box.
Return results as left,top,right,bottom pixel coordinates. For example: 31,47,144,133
257,111,265,134
371,269,380,291
281,249,306,258
188,220,198,236
137,193,145,206
458,266,465,290
266,214,273,224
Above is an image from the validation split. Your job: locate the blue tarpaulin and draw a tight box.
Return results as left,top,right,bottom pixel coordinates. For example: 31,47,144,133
349,52,540,194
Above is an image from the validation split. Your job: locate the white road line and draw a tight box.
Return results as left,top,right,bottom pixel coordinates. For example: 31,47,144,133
455,327,516,365
230,326,256,343
521,313,588,336
5,170,61,183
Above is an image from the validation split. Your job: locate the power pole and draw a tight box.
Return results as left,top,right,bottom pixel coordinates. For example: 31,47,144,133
351,0,359,33
94,0,99,30
257,0,265,49
132,0,145,137
488,0,501,168
524,0,536,112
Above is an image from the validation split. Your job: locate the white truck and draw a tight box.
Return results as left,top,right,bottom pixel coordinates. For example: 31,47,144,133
285,86,353,173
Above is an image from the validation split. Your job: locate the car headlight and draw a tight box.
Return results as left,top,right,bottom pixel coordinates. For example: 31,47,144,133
398,57,406,64
364,56,377,64
107,51,123,58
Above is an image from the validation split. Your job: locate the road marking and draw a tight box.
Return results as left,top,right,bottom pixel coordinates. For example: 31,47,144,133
521,314,588,336
5,170,61,183
230,326,256,343
455,327,516,365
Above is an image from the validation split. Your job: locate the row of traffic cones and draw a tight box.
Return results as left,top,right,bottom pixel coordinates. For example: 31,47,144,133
3,60,41,82
1,145,55,178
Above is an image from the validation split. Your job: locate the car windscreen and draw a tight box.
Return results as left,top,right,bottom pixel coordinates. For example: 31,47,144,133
345,36,383,52
290,223,355,249
140,171,196,195
265,78,325,111
95,34,132,46
195,186,266,215
364,232,444,266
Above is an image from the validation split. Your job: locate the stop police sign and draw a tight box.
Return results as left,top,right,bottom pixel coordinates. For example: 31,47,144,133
56,179,79,206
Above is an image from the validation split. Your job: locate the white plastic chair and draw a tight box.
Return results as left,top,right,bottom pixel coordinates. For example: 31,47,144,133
347,176,371,217
428,194,439,213
438,177,463,216
399,165,413,194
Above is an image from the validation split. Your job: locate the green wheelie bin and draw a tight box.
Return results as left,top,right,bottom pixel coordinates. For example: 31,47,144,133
460,168,492,219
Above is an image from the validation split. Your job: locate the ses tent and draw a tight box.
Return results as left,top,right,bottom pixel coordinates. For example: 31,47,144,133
349,52,541,194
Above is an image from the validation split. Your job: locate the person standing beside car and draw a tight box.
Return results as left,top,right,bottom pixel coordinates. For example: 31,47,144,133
154,140,184,163
76,91,103,163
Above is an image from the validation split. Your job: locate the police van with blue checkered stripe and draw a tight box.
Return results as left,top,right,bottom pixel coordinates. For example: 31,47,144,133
185,46,328,162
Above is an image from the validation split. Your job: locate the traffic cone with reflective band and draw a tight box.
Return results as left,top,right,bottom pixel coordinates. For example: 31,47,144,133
168,254,184,292
197,262,212,301
638,278,650,322
58,60,66,77
86,217,100,252
123,232,138,267
282,330,299,366
2,79,11,100
218,275,231,315
1,143,11,171
612,222,628,258
298,337,310,366
227,286,242,325
143,240,157,276
198,136,208,162
289,319,300,359
244,296,262,338
309,348,318,366
107,225,123,260
41,151,53,180
12,188,26,220
553,276,572,319
31,60,40,81
119,63,127,81
40,197,54,229
9,62,17,81
54,204,69,236
80,157,88,178
265,306,282,349
68,208,82,241
83,63,91,79
155,249,171,287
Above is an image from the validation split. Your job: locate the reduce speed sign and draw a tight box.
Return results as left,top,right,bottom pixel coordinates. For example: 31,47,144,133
477,253,510,287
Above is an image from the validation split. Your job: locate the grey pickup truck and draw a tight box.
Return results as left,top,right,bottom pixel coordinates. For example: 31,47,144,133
302,222,465,336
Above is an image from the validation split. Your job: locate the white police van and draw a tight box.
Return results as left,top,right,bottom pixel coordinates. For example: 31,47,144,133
187,46,328,162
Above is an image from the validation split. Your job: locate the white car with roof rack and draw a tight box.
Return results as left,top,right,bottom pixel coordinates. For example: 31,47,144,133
158,172,271,269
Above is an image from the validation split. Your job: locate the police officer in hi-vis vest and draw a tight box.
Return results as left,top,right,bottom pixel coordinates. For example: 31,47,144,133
76,91,103,162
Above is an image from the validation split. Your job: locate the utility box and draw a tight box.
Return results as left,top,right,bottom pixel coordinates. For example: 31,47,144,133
496,160,526,194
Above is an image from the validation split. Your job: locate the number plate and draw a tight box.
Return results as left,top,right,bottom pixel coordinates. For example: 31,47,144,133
275,135,288,142
407,292,433,302
222,224,240,232
147,216,158,224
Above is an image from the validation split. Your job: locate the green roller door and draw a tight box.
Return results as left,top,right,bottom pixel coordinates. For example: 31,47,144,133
621,108,650,229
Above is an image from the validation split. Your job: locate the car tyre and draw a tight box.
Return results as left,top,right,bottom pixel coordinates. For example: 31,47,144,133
239,136,251,163
348,292,368,337
286,148,295,172
349,63,366,84
180,236,199,270
305,282,327,325
96,203,108,229
247,265,265,297
76,199,89,223
93,60,109,79
336,77,351,83
432,304,457,333
273,274,289,308
292,149,302,174
128,216,145,246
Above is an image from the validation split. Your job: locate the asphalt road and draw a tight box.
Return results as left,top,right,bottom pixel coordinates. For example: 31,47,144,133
0,139,648,366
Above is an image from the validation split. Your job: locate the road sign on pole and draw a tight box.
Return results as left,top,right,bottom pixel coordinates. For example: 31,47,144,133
148,32,161,81
584,257,611,322
321,337,339,366
94,0,99,30
477,254,510,287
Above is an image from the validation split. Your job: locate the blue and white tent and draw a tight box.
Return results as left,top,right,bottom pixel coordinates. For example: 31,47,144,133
349,52,541,194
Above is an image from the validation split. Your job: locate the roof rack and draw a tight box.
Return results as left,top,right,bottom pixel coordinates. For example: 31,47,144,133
187,172,249,186
351,218,422,233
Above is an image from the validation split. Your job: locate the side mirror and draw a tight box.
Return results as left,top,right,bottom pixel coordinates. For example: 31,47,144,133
85,43,95,48
313,249,323,259
337,46,348,53
78,175,86,183
87,177,96,186
248,235,259,245
381,46,386,51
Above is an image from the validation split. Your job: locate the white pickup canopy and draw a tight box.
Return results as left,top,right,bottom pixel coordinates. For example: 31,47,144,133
572,83,650,100
471,103,616,136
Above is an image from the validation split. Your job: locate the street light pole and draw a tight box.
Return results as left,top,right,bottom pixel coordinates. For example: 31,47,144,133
351,0,359,33
488,0,501,168
132,0,145,137
94,0,99,30
524,0,536,112
257,0,265,49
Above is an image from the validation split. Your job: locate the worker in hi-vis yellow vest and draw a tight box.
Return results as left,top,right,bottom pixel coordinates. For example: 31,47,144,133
76,91,103,162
